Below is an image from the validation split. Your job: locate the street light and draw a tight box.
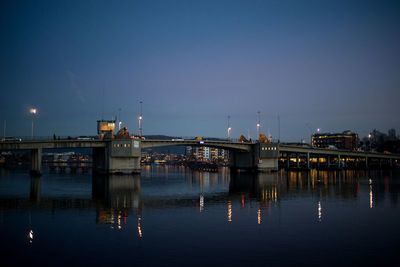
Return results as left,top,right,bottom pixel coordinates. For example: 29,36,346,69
227,115,231,141
138,100,143,136
29,108,37,139
257,111,261,138
118,108,122,131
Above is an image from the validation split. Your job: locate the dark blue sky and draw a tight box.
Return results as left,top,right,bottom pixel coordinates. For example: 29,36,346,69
1,0,399,141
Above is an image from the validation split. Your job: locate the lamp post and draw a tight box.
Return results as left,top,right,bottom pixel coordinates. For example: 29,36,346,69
227,115,231,141
138,100,143,137
256,111,261,139
368,133,372,151
118,108,122,131
29,108,37,139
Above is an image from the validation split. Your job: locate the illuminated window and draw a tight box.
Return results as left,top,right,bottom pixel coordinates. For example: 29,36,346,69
117,144,120,148
128,144,130,147
124,144,127,148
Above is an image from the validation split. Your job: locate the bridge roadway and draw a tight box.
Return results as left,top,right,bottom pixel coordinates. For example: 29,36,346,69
1,139,399,159
279,144,400,160
0,139,399,174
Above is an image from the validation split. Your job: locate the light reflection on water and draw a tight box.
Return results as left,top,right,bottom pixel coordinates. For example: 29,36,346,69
0,166,399,266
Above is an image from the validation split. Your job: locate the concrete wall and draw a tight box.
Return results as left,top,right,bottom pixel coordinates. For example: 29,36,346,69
255,143,279,172
94,140,141,174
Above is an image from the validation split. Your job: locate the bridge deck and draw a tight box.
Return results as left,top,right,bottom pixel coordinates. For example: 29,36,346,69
0,140,106,150
279,144,400,160
1,140,399,161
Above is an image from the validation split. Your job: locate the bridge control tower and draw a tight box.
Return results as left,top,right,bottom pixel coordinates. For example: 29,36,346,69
97,120,115,139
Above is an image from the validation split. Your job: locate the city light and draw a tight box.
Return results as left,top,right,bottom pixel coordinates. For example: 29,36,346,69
257,111,261,138
200,194,204,212
28,229,34,243
138,100,143,136
137,216,143,238
369,179,374,209
318,201,322,222
227,201,232,222
30,108,37,138
227,115,231,141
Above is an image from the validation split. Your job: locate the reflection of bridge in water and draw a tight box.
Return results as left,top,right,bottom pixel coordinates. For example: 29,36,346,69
2,168,398,228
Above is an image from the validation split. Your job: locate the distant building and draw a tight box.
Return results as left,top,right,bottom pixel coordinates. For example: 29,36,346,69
312,131,359,150
186,146,227,161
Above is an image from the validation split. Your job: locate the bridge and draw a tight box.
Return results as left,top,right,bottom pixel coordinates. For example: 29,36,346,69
1,139,399,175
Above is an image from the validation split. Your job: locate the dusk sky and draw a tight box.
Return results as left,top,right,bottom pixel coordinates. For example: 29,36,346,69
1,0,399,141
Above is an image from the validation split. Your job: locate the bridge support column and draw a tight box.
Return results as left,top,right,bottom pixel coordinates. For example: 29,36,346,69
365,156,368,169
296,154,300,169
327,156,330,169
338,155,341,168
317,155,320,169
255,143,279,172
30,148,42,176
230,150,254,171
306,153,310,169
93,140,142,174
286,154,290,169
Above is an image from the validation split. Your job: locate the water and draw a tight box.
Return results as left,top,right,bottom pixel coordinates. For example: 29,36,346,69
0,166,399,266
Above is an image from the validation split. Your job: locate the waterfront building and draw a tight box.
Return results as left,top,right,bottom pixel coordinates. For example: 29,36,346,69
186,146,227,162
312,131,359,150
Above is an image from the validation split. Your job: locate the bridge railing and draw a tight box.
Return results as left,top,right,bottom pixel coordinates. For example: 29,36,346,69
3,136,99,141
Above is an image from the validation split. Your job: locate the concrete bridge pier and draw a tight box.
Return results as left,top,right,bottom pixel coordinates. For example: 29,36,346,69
93,140,141,174
286,154,290,169
30,148,42,176
306,153,310,169
229,150,254,172
256,143,279,172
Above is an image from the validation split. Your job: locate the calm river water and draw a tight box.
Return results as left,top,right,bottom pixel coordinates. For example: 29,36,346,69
0,166,399,266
